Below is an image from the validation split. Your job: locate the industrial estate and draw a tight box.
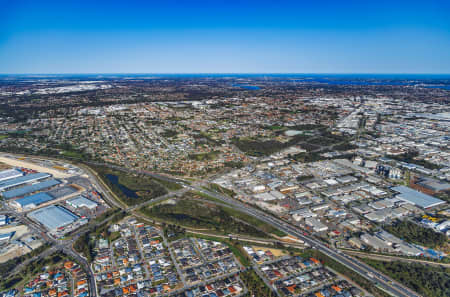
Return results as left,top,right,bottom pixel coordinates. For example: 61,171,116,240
0,74,449,297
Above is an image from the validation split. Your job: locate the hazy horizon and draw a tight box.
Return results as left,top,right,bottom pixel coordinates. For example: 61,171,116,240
2,1,450,74
2,72,450,75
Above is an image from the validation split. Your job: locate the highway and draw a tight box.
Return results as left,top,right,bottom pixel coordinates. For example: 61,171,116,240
2,157,421,297
87,162,421,297
188,185,421,297
342,249,450,268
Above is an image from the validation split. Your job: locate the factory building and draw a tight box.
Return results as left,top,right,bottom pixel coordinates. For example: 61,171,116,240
0,215,7,226
12,192,55,211
1,179,61,199
392,186,445,209
305,217,328,232
0,232,13,242
0,169,23,182
9,184,81,211
0,173,51,191
66,196,98,210
28,205,79,232
361,233,395,252
410,177,450,195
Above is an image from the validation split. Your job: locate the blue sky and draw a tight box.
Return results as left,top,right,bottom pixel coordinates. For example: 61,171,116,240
1,0,450,74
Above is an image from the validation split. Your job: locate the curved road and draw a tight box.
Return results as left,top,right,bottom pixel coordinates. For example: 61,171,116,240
24,160,419,297
87,162,421,297
190,185,421,297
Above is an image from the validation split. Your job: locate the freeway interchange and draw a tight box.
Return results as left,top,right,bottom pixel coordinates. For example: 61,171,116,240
186,185,421,297
3,158,421,297
86,161,421,297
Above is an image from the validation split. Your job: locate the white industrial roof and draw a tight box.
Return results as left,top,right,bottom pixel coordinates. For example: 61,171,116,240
392,186,445,209
28,205,78,230
0,169,23,182
67,195,98,209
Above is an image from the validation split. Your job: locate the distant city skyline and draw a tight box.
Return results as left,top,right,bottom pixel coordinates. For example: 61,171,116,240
1,0,450,74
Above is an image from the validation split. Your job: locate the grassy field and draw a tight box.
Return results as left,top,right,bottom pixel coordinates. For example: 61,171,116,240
190,191,286,237
160,129,178,138
195,190,234,206
191,191,286,237
0,243,50,273
151,176,183,191
92,165,168,206
240,269,277,297
141,196,285,238
232,137,285,156
206,183,236,197
188,150,220,161
61,150,85,159
0,249,67,291
232,126,351,158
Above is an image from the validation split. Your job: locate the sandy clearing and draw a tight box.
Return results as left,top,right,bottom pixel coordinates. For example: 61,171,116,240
252,245,288,257
0,161,11,170
0,156,72,178
0,244,31,263
0,224,30,239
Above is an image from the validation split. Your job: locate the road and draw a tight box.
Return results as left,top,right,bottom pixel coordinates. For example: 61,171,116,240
2,172,124,297
2,156,421,297
343,249,450,268
189,185,421,297
87,162,421,297
85,161,423,297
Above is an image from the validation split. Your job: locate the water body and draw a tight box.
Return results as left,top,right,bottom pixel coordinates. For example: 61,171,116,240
284,130,303,136
105,174,139,198
292,78,410,86
232,84,261,90
422,85,450,90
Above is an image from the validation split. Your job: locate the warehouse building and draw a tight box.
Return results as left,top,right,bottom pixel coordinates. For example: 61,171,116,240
360,233,395,252
0,169,23,182
11,192,55,211
0,215,7,226
392,186,445,209
66,196,98,210
0,173,51,191
28,205,79,232
47,185,78,199
305,217,328,232
411,177,450,195
1,179,61,199
0,232,13,242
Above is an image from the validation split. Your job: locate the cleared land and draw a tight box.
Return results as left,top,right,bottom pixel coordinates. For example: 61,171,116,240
0,161,11,170
251,246,288,257
0,156,72,178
